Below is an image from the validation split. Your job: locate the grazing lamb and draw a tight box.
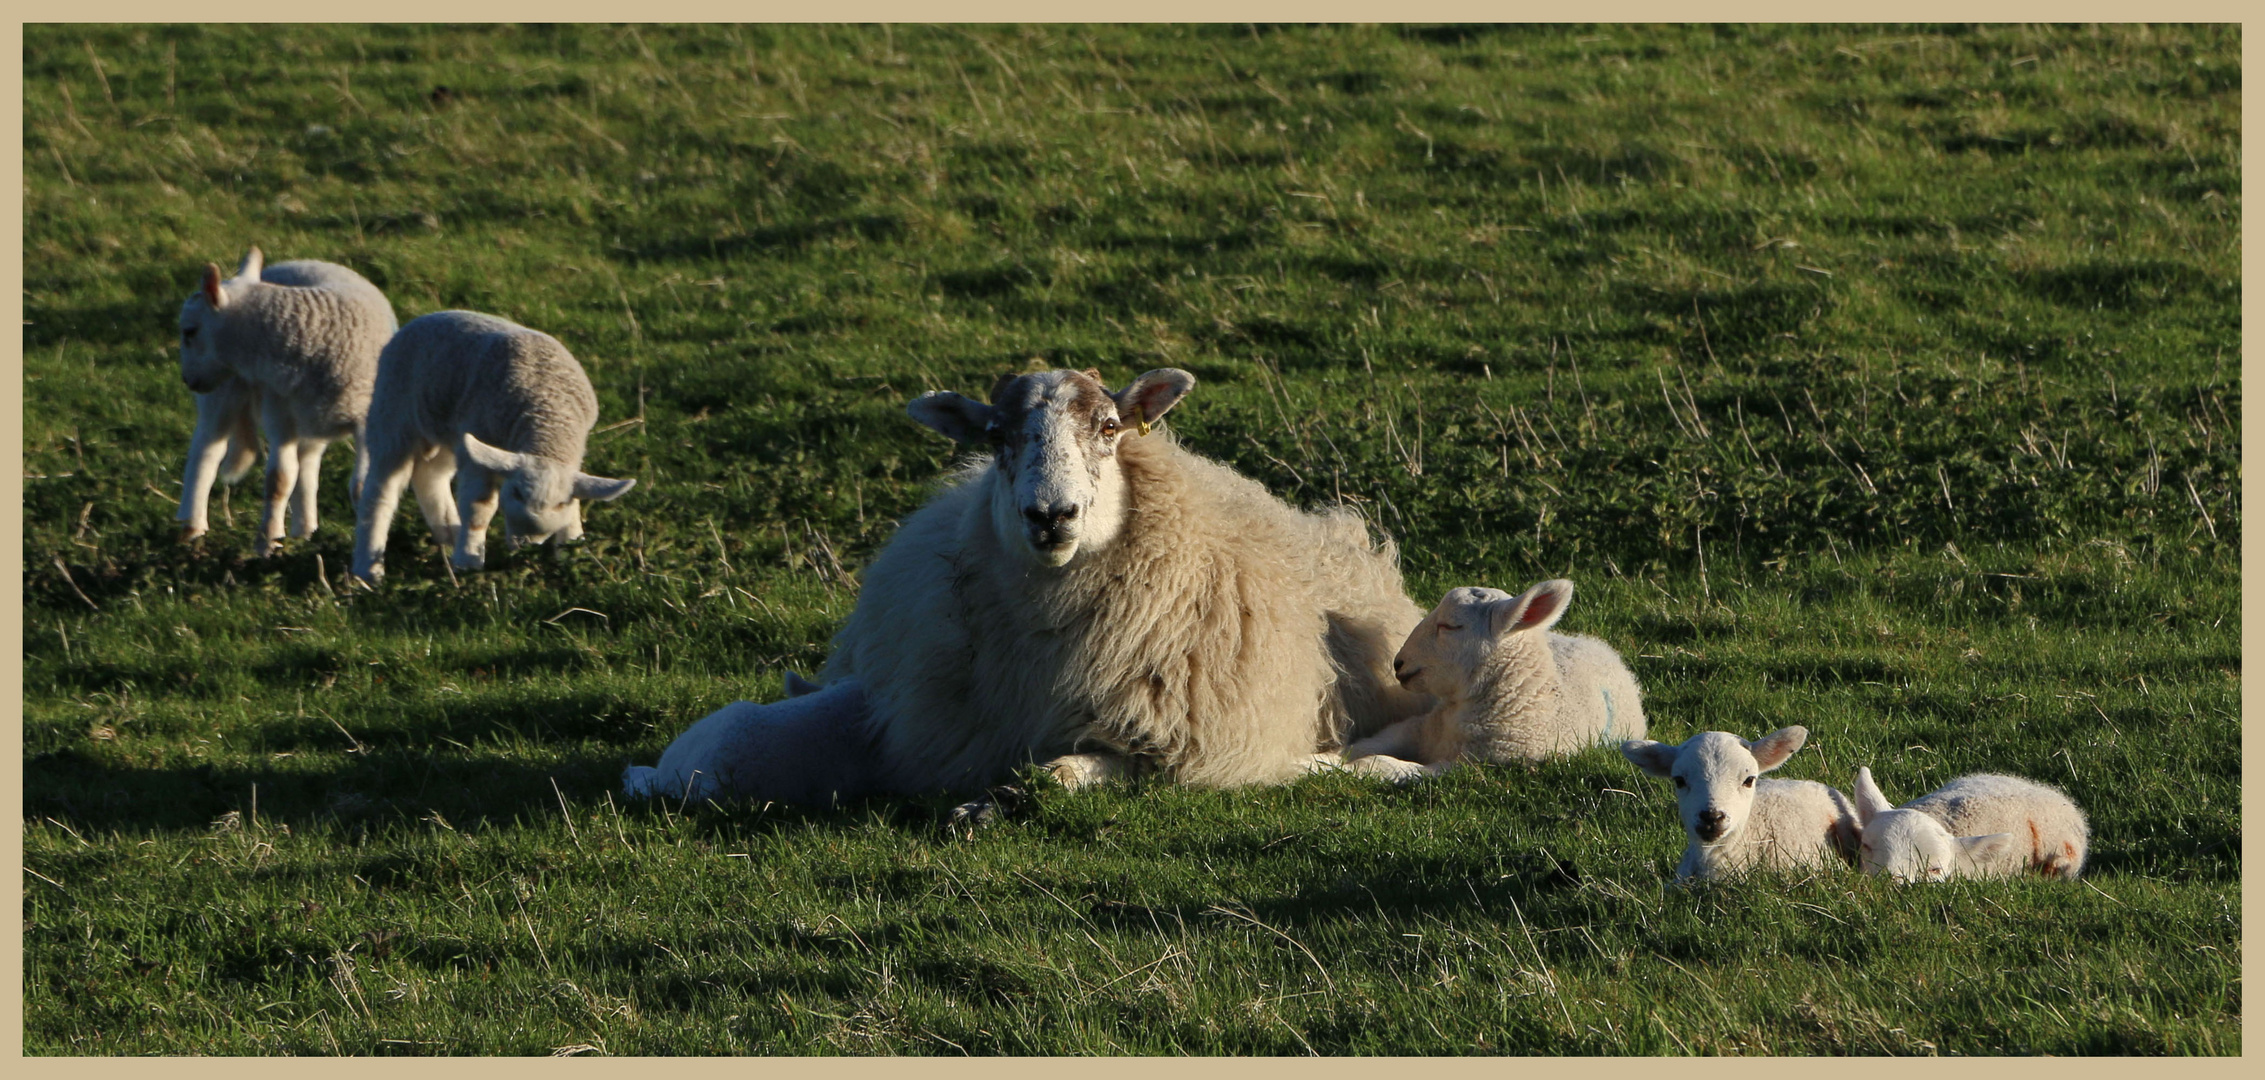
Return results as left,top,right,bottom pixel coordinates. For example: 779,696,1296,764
1338,579,1646,782
176,250,397,552
1621,727,1861,881
1850,767,2090,882
623,367,1428,805
350,311,636,583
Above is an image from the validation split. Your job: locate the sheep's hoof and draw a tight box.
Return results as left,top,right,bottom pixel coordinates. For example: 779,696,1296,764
450,552,485,571
944,784,1031,840
179,524,208,543
255,536,285,558
350,561,384,585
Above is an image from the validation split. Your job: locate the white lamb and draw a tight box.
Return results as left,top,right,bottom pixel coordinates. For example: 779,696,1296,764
624,367,1428,804
1850,767,2090,882
176,249,397,552
1338,579,1646,782
1621,726,1861,881
350,311,636,583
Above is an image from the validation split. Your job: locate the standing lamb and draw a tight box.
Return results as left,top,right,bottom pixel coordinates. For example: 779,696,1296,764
1849,767,2090,882
350,311,636,583
175,249,397,552
1621,726,1861,881
1338,579,1646,782
623,367,1428,804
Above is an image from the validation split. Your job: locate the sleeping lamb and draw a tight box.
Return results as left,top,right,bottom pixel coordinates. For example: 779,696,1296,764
350,310,635,583
1850,766,2090,882
175,249,397,552
1621,726,1861,881
1339,579,1646,782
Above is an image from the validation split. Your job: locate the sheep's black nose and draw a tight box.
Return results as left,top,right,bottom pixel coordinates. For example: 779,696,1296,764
1392,658,1404,675
1695,809,1728,840
1024,504,1078,527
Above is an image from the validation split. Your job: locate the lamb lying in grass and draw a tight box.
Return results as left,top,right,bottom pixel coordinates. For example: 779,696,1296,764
621,679,879,807
1621,726,1861,881
1850,767,2090,882
351,310,636,583
1339,579,1645,782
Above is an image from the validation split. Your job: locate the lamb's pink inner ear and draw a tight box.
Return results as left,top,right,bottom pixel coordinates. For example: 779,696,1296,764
201,263,224,306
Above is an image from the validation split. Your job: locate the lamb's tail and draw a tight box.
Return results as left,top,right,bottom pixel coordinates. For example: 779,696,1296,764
621,765,664,800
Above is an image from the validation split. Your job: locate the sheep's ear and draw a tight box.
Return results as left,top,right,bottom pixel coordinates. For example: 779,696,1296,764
1956,832,2016,870
571,473,636,502
201,263,226,307
1852,766,1895,825
1078,367,1103,384
235,246,265,281
783,671,821,698
1115,368,1195,426
907,390,995,444
1488,579,1574,637
1620,740,1677,778
1746,725,1808,772
460,433,529,474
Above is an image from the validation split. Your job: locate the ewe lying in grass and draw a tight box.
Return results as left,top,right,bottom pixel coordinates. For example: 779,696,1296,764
626,367,1428,805
1851,766,2090,882
1622,726,1861,882
350,311,635,583
1338,579,1646,782
174,248,396,552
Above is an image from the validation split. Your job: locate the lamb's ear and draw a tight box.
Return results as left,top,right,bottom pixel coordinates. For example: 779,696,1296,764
1746,725,1809,772
201,263,226,307
1852,766,1895,825
988,372,1021,405
1488,579,1574,637
235,246,265,281
907,391,994,444
1115,368,1196,426
783,671,821,698
460,433,529,474
1620,739,1678,778
571,474,636,502
1956,832,2016,870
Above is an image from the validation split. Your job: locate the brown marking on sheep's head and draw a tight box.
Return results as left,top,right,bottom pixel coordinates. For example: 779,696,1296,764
907,367,1195,567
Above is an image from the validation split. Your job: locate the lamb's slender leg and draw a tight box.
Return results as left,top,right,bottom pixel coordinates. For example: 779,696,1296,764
350,435,418,583
409,447,460,549
289,436,331,539
452,462,500,570
1344,714,1428,761
254,400,300,557
178,386,250,540
1347,754,1455,784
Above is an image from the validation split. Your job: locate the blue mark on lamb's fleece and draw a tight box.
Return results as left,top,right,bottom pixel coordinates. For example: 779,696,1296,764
1600,687,1617,743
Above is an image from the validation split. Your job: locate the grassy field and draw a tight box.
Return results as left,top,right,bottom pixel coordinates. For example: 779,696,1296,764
20,24,2240,1054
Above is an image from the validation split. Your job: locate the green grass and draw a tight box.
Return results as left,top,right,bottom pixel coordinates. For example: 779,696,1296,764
21,23,2239,1054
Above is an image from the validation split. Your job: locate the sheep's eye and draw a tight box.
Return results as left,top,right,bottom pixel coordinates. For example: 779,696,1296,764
1435,622,1464,634
1101,417,1122,436
181,327,197,341
1672,776,1687,789
1742,776,1756,788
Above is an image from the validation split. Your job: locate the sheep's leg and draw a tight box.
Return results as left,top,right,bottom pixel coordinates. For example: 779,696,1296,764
1043,751,1135,791
254,400,301,557
1347,754,1454,784
409,447,460,549
350,435,418,583
1344,715,1427,762
178,385,251,540
289,437,330,539
452,463,500,570
624,680,880,807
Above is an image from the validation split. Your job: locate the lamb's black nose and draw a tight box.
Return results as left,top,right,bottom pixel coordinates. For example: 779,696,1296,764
1392,658,1404,675
1696,809,1728,841
1024,504,1078,527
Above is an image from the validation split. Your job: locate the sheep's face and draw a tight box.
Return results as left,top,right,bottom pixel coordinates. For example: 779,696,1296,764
178,252,262,394
1392,580,1573,698
1622,727,1807,846
460,435,638,549
907,368,1194,567
1858,811,1960,883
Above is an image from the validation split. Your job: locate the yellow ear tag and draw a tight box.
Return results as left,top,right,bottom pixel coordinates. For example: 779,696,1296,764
1132,404,1151,436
